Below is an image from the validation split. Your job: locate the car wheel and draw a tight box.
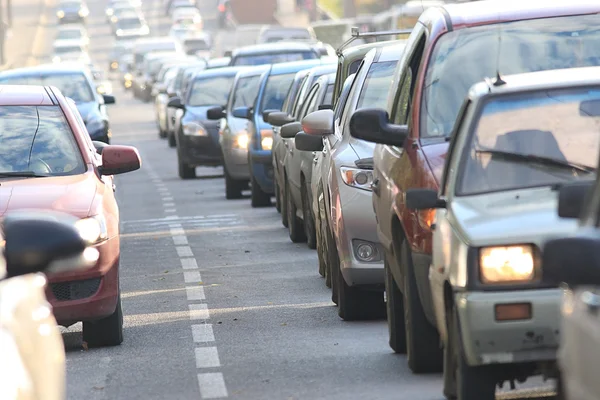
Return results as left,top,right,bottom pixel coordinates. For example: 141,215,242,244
178,157,196,179
447,305,496,400
400,239,443,373
158,120,167,138
83,291,124,347
250,174,271,208
315,215,326,278
324,216,339,305
385,257,407,354
168,132,176,148
224,163,244,199
274,176,281,213
286,182,306,243
301,180,316,249
280,175,288,227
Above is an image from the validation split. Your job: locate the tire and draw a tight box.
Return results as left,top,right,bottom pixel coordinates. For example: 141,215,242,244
250,174,271,207
83,292,124,347
280,175,289,227
324,217,339,305
274,176,281,213
385,257,407,354
178,156,196,179
400,239,443,373
224,163,244,200
286,182,306,243
158,120,167,139
446,306,496,400
168,132,176,148
301,180,317,249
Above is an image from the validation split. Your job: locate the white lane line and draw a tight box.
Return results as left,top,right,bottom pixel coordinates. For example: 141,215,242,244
184,271,202,283
176,246,193,257
181,258,199,269
164,202,175,207
170,227,185,236
191,323,214,342
172,235,188,245
195,347,221,368
186,286,205,301
165,208,177,213
163,196,174,201
189,304,210,320
158,187,169,193
197,373,228,399
169,223,183,229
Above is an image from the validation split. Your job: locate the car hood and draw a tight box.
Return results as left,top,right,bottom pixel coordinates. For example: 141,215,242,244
349,137,375,161
421,141,449,186
0,174,97,218
451,186,579,248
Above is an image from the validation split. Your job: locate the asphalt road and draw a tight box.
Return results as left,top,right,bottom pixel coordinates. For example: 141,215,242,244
6,0,560,398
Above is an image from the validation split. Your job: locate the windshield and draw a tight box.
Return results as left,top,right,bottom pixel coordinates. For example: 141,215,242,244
259,73,295,115
233,51,317,66
458,87,600,195
422,14,600,139
0,106,85,176
114,7,136,16
0,74,95,103
188,76,235,107
59,2,81,9
185,40,209,51
54,46,82,54
117,18,142,29
57,29,82,40
232,75,261,110
135,44,176,64
356,61,397,110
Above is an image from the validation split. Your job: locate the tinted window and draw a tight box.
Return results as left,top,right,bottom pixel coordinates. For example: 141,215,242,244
260,73,295,116
232,75,261,109
422,14,600,138
233,52,317,66
117,18,142,29
0,106,85,176
356,61,397,110
57,29,82,40
54,46,82,54
458,87,600,195
349,59,361,75
60,2,81,8
324,83,334,105
188,76,234,107
0,73,95,103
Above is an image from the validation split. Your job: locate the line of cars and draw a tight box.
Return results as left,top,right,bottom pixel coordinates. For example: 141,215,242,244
143,0,600,398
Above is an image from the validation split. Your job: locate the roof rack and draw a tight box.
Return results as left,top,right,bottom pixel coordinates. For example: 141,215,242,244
336,27,413,56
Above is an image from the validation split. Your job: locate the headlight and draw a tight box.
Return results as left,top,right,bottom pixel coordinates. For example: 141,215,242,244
106,8,114,16
340,167,373,191
111,61,119,69
57,10,65,18
260,129,273,150
52,56,61,63
111,16,118,23
183,122,208,136
140,25,149,34
479,245,536,284
124,73,133,81
79,8,89,17
75,215,108,244
234,133,249,149
116,29,123,36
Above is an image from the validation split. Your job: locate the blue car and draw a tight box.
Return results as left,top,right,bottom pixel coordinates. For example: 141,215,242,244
0,64,115,143
231,59,323,207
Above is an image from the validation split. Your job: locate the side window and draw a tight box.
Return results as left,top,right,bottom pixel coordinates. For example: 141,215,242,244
393,69,412,125
340,60,367,127
298,85,319,119
439,99,471,196
304,84,322,115
334,73,356,121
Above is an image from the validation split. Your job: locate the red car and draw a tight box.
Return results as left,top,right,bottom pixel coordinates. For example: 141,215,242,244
0,84,141,347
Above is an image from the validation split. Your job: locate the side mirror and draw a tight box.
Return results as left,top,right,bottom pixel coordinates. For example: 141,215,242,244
295,132,323,152
558,181,593,219
262,109,278,121
168,96,185,110
318,104,333,111
100,145,142,175
350,108,408,147
268,111,294,127
3,210,93,279
92,140,109,155
405,189,446,210
302,109,334,136
280,122,302,139
543,233,600,286
232,106,251,119
207,106,226,120
102,94,116,105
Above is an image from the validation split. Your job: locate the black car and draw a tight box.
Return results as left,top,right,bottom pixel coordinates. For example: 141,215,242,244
168,67,243,179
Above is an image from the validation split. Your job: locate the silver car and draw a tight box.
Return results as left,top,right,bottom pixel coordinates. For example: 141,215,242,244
306,43,404,320
154,64,181,138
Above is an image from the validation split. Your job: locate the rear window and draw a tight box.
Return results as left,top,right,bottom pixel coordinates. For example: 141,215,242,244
233,51,317,66
356,61,398,110
0,106,85,176
188,76,235,107
260,73,295,115
0,73,95,103
57,29,82,40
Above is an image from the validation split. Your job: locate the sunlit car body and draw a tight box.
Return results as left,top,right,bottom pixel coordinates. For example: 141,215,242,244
55,24,89,50
56,0,89,24
169,24,201,42
0,64,116,143
113,12,149,39
51,41,89,64
166,0,195,16
154,64,182,138
180,33,212,57
135,51,183,102
207,57,231,69
229,42,320,67
109,3,139,26
108,40,134,72
131,37,182,96
105,0,140,20
256,26,317,44
0,85,141,348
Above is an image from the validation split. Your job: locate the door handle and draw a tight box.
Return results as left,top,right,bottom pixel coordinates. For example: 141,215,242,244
371,178,380,196
582,291,600,312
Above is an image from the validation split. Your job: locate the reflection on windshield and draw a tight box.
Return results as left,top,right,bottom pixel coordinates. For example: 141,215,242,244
0,73,95,103
422,14,600,138
357,61,397,110
233,52,317,66
458,87,600,195
0,106,85,176
324,83,334,105
260,73,295,115
188,76,234,107
232,75,261,109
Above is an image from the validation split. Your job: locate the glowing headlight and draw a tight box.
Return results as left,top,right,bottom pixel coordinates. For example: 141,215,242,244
116,29,123,36
75,215,108,244
79,8,89,17
183,122,208,136
52,56,61,64
140,25,149,34
111,61,119,69
234,133,249,149
480,245,536,284
340,167,373,191
106,8,114,16
260,129,273,150
111,16,118,23
57,10,65,18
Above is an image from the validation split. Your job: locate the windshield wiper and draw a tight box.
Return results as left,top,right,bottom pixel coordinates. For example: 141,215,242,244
475,148,596,174
0,171,50,178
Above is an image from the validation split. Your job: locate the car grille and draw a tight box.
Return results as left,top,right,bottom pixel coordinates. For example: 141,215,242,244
51,278,101,301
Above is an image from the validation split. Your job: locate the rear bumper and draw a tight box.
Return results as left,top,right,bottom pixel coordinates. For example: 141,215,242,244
250,149,274,193
179,134,222,166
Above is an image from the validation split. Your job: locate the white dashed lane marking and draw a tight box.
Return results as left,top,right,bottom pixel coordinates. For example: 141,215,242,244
181,258,199,270
192,324,215,342
186,286,206,301
195,347,221,368
197,373,228,399
189,304,210,320
184,271,202,283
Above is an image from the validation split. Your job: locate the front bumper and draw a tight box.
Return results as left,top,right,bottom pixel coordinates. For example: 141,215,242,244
456,288,561,367
46,237,120,326
334,185,384,286
250,149,274,193
179,134,222,166
222,146,250,180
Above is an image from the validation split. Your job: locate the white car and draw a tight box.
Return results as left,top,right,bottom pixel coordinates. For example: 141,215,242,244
169,24,200,42
171,6,202,28
52,41,90,64
55,24,89,49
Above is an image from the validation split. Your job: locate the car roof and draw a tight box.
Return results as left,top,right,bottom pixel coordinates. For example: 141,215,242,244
0,85,59,105
376,41,408,62
234,65,269,79
232,41,316,56
193,66,246,80
269,59,324,74
341,39,400,59
0,64,90,77
302,64,337,79
441,0,600,30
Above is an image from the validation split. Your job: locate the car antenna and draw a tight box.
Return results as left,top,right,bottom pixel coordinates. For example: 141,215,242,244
492,23,506,86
